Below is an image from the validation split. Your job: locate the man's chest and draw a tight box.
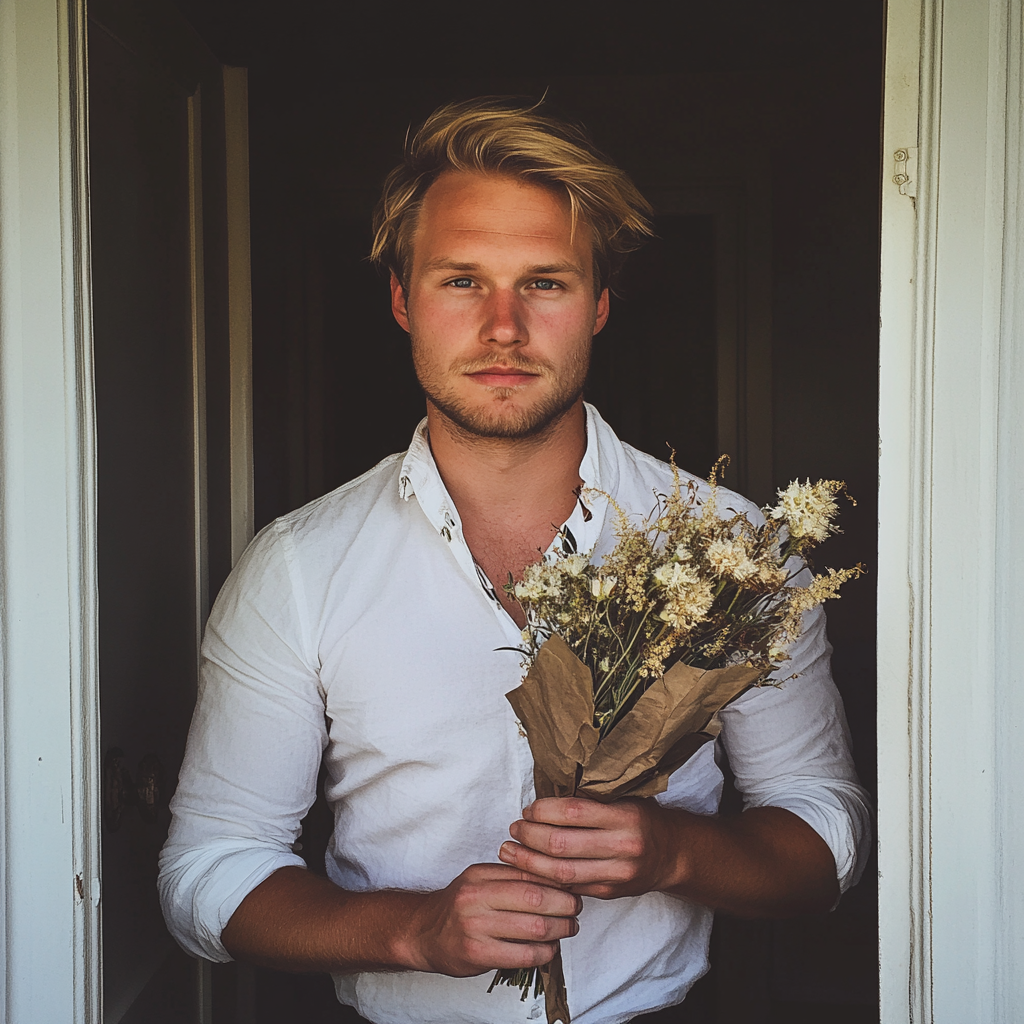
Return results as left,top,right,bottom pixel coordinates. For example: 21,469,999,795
314,538,527,762
468,530,558,629
302,485,725,836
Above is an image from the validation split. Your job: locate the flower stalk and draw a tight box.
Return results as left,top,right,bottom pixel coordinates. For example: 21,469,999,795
490,460,863,1019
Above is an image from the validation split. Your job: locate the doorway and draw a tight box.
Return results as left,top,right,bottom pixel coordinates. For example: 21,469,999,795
139,2,882,1021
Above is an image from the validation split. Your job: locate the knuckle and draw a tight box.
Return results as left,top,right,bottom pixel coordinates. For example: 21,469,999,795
532,942,558,966
523,884,544,909
555,861,577,884
514,849,535,871
453,885,480,913
620,836,645,860
565,798,587,820
548,829,568,855
555,893,578,916
463,937,488,965
612,862,635,883
462,864,487,884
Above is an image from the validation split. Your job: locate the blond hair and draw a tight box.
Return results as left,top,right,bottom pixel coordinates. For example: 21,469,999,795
371,97,654,292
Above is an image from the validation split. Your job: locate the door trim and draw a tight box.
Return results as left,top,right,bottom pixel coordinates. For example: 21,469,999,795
879,0,1024,1019
224,67,255,566
0,0,100,1021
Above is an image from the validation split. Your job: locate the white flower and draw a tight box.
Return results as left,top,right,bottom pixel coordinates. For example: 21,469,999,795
706,537,758,581
598,657,610,673
559,553,590,576
653,561,701,595
674,544,693,562
658,579,715,630
591,575,617,601
769,479,842,543
514,563,562,603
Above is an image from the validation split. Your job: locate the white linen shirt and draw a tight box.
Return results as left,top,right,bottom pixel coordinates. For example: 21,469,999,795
159,404,872,1024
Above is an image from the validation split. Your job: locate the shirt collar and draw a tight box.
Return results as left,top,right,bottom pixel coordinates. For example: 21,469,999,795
397,402,619,552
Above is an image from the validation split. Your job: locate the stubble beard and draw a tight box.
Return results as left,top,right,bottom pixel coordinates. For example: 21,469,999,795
412,342,592,441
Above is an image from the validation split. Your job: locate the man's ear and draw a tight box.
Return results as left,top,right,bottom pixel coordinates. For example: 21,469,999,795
390,272,411,333
593,287,610,336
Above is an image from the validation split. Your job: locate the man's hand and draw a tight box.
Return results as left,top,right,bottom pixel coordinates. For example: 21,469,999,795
222,862,580,976
498,797,679,899
396,863,581,977
498,798,840,917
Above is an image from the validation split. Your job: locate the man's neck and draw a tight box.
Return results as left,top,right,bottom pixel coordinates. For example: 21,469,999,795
426,399,587,540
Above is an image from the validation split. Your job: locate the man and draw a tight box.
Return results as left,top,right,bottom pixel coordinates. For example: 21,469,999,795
159,98,871,1023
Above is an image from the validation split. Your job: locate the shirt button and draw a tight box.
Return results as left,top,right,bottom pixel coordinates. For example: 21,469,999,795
527,1003,543,1019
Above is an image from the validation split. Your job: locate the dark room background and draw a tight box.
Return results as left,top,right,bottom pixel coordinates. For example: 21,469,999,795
164,3,884,1022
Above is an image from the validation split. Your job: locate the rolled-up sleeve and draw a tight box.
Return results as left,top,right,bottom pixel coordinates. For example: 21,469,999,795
717,598,873,893
158,522,327,961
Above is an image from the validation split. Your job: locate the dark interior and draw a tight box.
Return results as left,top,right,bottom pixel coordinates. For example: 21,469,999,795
162,3,884,1021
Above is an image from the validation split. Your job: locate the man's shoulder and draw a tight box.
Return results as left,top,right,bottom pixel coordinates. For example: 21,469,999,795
612,439,763,524
269,451,408,549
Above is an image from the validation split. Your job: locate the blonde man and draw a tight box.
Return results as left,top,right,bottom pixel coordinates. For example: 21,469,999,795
160,99,871,1024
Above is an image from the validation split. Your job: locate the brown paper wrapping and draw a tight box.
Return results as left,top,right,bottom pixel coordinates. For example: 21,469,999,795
505,634,763,1023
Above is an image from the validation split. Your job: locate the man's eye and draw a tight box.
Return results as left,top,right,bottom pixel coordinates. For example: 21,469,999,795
447,277,474,288
532,279,560,291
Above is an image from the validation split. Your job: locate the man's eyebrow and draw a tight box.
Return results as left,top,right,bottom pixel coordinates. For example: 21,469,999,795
420,258,587,277
529,262,586,277
418,259,475,272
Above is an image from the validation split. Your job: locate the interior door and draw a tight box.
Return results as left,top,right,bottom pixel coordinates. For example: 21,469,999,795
87,1,248,1019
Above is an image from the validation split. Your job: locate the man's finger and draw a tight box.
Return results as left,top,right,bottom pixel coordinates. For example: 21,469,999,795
508,820,629,861
524,797,642,830
487,909,580,944
486,939,561,972
478,879,582,918
460,862,569,887
498,842,629,887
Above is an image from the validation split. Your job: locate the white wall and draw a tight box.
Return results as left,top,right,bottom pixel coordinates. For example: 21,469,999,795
878,0,1024,1020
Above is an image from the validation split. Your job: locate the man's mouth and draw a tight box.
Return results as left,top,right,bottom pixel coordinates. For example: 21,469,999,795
465,366,541,387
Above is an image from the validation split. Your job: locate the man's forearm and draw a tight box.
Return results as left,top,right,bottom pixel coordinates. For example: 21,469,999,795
221,866,422,973
221,861,581,977
658,805,839,917
502,799,839,917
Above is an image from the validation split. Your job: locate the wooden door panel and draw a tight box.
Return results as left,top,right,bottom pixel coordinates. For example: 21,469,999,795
89,21,199,1021
88,1,242,1019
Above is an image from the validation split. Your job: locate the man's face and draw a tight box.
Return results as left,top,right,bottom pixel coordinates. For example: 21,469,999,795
391,171,610,439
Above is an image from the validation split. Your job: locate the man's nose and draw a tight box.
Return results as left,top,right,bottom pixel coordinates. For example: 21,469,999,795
481,288,527,345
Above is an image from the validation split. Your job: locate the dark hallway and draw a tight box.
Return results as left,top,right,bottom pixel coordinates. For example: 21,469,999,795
160,3,883,1021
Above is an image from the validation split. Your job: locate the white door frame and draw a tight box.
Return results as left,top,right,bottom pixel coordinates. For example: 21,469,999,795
878,0,1024,1020
0,5,256,1020
0,1,100,1022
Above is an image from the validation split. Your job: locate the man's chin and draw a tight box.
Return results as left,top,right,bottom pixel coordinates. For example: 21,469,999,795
427,393,581,441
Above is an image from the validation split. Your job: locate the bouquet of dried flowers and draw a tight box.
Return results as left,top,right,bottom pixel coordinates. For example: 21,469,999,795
490,460,863,1024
